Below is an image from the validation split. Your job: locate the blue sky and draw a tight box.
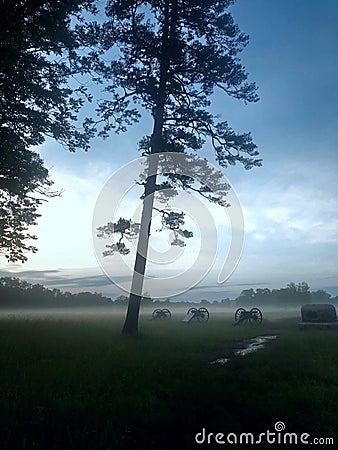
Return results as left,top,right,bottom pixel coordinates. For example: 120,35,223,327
1,0,338,301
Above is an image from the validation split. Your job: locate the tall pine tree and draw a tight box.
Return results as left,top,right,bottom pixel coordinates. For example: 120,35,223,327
91,0,261,335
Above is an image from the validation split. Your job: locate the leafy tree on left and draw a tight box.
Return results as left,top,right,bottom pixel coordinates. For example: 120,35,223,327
0,0,97,262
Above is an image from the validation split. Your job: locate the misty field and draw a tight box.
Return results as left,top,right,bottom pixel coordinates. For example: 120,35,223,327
1,309,338,449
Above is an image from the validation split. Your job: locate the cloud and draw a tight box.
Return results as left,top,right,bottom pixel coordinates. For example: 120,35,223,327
0,164,115,272
1,135,337,300
235,158,338,245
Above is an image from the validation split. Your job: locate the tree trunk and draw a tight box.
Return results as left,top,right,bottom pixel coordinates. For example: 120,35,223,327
121,154,159,335
121,2,174,336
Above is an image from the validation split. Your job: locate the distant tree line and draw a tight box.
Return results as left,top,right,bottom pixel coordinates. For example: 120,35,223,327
0,277,337,309
0,277,112,308
150,282,337,308
230,282,337,307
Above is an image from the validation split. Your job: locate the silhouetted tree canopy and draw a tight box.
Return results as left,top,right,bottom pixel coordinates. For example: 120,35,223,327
0,0,96,262
0,0,97,152
88,0,261,166
0,142,54,262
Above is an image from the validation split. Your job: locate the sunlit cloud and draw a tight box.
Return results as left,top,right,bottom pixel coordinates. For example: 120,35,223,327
235,159,338,245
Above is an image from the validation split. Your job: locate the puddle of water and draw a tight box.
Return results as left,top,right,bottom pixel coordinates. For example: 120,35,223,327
209,358,230,365
234,335,278,357
209,335,278,365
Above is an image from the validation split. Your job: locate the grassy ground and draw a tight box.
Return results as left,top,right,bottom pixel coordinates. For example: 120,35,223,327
0,310,337,449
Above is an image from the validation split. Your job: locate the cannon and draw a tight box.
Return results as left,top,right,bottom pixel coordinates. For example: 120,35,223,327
234,307,263,325
152,308,171,320
182,307,209,323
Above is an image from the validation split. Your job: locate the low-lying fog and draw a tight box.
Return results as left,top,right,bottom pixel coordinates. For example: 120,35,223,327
0,305,302,321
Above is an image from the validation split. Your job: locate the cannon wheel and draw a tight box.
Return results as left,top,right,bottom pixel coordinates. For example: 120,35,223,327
161,308,171,319
197,307,209,322
249,307,263,324
235,308,246,323
152,308,162,319
187,307,198,316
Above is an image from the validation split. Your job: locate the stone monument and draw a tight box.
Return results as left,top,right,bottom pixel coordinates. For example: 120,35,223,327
299,304,338,329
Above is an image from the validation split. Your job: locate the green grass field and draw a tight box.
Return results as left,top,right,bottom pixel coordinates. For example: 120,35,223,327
0,309,337,449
